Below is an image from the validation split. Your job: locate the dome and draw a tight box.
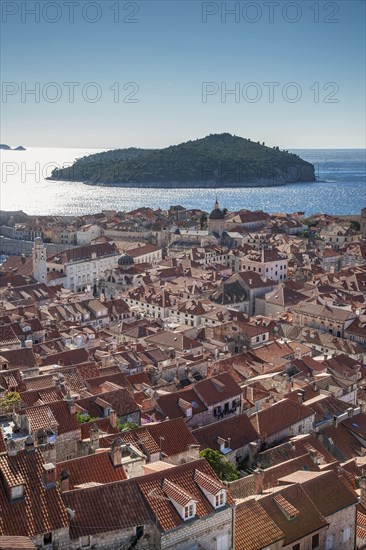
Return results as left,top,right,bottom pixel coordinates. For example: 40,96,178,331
117,253,134,267
209,199,225,220
209,208,225,220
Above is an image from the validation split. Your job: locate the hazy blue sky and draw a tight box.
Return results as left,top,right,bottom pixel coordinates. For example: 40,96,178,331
1,0,365,148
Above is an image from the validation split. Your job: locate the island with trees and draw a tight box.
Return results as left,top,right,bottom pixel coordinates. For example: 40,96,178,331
49,133,315,188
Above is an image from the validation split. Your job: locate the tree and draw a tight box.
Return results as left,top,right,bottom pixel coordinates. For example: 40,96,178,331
75,412,98,423
199,448,239,481
350,220,360,231
199,212,208,230
117,420,139,432
0,391,21,414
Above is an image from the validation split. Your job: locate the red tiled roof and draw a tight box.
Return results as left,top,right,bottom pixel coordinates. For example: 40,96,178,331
137,459,234,532
0,450,68,537
41,347,90,367
0,325,20,346
62,478,150,539
193,413,259,452
0,349,37,371
194,372,242,406
235,499,284,550
76,388,139,419
249,398,314,439
0,256,33,277
259,483,328,545
48,241,119,264
0,536,36,549
56,450,127,489
278,470,358,517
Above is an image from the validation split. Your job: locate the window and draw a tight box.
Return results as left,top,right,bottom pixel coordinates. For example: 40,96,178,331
312,533,320,549
81,536,91,548
184,503,195,519
43,532,52,547
11,485,24,500
343,527,350,542
215,491,226,508
325,534,333,550
135,526,144,540
292,545,300,550
216,533,229,550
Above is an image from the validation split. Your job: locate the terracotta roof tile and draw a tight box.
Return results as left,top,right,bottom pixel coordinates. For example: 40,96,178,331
0,450,68,537
193,413,259,453
278,469,358,517
62,478,150,538
258,483,328,545
249,398,314,439
235,499,284,550
56,450,127,490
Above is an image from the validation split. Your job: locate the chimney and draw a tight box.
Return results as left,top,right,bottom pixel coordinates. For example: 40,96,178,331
109,409,117,428
42,463,56,489
63,392,76,414
295,347,302,360
358,476,366,508
89,424,100,453
253,467,265,495
7,439,17,457
297,390,305,404
59,468,70,493
110,437,122,467
248,441,258,467
247,385,254,402
24,435,35,453
36,428,47,446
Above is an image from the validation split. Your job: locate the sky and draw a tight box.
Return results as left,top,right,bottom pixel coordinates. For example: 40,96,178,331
1,0,365,149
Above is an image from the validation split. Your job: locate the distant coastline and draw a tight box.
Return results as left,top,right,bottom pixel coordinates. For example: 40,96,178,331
74,179,318,189
0,144,26,151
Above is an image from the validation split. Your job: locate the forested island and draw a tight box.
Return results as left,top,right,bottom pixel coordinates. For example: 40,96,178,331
49,133,315,188
0,144,26,150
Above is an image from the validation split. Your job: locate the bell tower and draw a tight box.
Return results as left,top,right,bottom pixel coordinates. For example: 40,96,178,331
32,237,47,284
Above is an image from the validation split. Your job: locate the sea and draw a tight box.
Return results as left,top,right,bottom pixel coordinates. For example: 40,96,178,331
0,148,365,217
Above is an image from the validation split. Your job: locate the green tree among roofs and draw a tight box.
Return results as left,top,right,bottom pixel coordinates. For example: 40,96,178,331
199,448,240,482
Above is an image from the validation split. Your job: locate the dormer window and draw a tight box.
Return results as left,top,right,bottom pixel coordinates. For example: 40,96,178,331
162,478,197,521
11,484,24,500
194,470,227,510
215,491,226,508
184,503,196,519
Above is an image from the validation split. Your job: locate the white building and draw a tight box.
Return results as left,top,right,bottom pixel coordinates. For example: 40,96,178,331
239,248,288,282
46,241,120,292
76,224,102,245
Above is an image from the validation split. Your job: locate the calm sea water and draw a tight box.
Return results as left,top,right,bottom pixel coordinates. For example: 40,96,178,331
0,147,365,216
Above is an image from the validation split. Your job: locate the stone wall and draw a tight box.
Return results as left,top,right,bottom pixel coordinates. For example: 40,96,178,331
282,527,327,550
56,430,81,462
68,525,158,550
31,527,70,550
325,504,357,550
160,507,234,550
